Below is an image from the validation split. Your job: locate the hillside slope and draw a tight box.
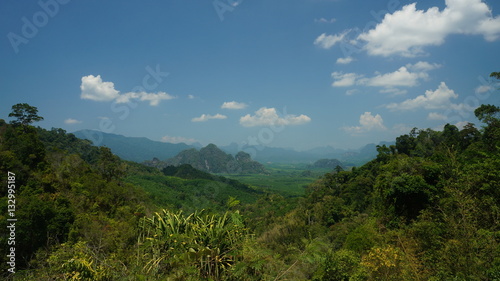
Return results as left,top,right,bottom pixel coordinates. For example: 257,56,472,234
145,143,268,174
0,117,265,279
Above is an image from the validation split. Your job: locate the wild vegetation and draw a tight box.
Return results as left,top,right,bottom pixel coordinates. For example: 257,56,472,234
223,163,327,196
1,75,499,280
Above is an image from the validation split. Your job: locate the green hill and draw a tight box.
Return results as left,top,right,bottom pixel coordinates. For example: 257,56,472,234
126,163,263,213
310,158,344,170
0,107,266,280
145,143,268,174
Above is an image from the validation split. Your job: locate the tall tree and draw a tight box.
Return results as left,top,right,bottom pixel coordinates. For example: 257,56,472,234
490,71,500,80
474,104,500,125
8,103,44,126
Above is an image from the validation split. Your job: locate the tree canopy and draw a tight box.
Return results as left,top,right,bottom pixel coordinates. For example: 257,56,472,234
8,103,44,126
491,71,500,80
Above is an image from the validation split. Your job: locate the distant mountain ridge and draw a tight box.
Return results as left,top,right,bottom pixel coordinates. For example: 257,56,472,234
144,144,267,174
74,130,197,162
221,141,395,166
74,129,393,166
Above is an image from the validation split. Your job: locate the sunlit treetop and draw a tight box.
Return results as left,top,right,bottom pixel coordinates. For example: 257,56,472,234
8,103,44,126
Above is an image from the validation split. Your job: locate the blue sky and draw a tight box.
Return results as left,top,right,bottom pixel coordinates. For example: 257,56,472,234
1,0,500,151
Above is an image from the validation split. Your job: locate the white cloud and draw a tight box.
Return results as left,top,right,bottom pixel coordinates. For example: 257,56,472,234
140,92,175,106
221,101,247,110
64,118,83,125
192,113,227,122
475,85,492,94
116,91,175,106
406,61,442,72
314,31,348,49
315,17,336,23
386,82,459,111
188,94,195,99
80,75,175,106
161,135,198,144
332,62,438,89
454,121,470,130
427,112,448,120
363,66,428,87
345,89,359,96
239,107,311,127
230,0,242,7
357,0,500,57
336,56,354,64
343,112,386,134
80,75,120,102
331,72,362,87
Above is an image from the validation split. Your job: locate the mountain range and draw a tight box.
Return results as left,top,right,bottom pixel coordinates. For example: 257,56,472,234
74,130,393,166
220,141,394,166
144,144,267,174
73,130,199,162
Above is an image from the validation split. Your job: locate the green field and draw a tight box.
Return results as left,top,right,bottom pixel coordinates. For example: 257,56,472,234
223,163,330,196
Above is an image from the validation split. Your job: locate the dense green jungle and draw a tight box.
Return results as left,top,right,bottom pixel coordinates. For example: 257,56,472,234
1,78,500,280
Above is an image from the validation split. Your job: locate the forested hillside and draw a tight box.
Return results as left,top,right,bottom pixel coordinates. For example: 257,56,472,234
145,143,267,174
1,99,500,280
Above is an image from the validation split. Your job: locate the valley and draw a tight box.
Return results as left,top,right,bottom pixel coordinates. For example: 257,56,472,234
223,163,331,196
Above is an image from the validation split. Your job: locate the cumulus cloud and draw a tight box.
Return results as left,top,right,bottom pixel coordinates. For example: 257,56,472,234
221,101,248,110
428,112,448,120
315,17,336,23
140,92,175,106
363,66,428,87
454,121,470,130
314,31,349,49
192,113,227,122
161,135,198,144
331,72,362,87
343,112,387,134
357,0,500,57
115,91,175,106
64,118,83,125
406,61,442,72
80,75,120,102
239,107,311,127
475,85,492,94
336,56,354,64
80,75,175,106
332,62,438,88
386,82,460,111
